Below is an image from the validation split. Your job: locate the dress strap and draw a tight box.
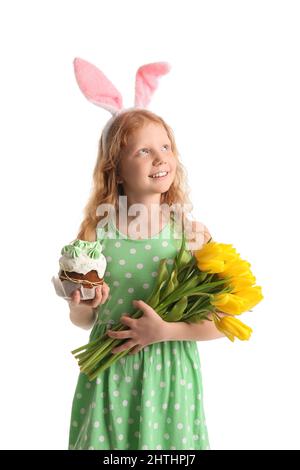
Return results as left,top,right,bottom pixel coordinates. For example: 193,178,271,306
96,218,110,241
169,214,195,253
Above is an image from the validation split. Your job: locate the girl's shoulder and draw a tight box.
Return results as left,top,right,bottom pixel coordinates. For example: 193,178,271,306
77,218,110,243
75,228,98,243
184,220,212,254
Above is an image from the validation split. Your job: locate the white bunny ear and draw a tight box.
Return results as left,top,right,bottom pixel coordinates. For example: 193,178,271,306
134,62,171,108
73,58,124,116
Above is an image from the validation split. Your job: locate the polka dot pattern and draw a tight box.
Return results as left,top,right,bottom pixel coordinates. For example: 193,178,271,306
68,217,210,450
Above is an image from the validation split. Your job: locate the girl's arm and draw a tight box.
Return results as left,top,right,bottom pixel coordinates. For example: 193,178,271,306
69,301,97,330
162,312,226,342
68,283,110,330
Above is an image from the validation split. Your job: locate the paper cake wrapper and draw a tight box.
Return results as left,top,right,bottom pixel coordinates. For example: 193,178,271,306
51,275,100,301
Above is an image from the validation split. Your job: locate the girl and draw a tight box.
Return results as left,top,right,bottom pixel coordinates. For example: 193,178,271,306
67,108,226,451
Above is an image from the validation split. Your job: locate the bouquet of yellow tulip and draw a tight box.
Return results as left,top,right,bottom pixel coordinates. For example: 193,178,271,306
71,229,263,381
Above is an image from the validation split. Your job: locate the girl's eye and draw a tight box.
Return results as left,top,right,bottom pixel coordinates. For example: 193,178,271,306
137,145,170,156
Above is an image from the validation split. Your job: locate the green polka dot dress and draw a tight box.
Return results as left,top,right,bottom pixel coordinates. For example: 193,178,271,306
68,216,210,450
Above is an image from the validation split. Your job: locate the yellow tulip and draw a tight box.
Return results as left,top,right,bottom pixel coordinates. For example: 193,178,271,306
231,286,264,310
194,240,263,316
229,273,256,292
211,293,246,315
221,258,252,278
213,314,253,341
195,242,241,274
194,243,225,273
217,243,240,261
197,259,226,273
194,244,225,273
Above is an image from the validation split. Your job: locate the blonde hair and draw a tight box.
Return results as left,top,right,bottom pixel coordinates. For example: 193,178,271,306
77,109,194,241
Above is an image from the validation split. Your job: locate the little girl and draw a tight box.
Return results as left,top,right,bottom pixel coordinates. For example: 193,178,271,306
67,108,226,451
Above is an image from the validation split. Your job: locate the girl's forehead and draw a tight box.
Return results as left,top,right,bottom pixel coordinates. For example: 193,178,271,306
128,123,169,144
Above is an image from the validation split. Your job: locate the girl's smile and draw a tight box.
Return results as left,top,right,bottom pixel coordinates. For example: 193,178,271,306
148,170,170,179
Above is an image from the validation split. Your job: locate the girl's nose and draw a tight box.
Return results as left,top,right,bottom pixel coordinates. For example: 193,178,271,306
152,153,167,164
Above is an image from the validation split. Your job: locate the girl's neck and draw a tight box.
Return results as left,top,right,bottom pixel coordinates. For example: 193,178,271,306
115,206,169,239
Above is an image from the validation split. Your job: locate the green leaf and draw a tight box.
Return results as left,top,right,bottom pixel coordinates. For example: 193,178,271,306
172,268,179,289
183,274,200,290
197,271,209,282
176,249,193,272
156,258,169,285
165,296,188,322
185,313,210,323
186,296,206,315
161,269,178,300
174,218,187,269
148,280,167,309
177,258,195,282
146,258,170,308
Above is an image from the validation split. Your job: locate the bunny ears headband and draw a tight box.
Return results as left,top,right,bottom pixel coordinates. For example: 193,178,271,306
73,58,171,148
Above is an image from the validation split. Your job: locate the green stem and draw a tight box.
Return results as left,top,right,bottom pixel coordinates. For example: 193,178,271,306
77,309,145,371
177,258,195,276
73,308,143,358
157,278,229,310
157,272,197,305
87,346,135,381
76,333,120,367
185,295,209,315
71,323,122,355
75,344,100,361
181,263,197,283
79,338,119,372
76,336,113,359
156,292,211,315
183,302,213,321
71,337,103,355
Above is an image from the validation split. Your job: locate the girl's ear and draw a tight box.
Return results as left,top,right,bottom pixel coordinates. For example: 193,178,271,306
134,62,171,108
73,58,123,115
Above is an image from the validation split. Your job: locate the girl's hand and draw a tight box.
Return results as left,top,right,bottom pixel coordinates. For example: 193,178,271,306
69,281,110,309
107,299,168,355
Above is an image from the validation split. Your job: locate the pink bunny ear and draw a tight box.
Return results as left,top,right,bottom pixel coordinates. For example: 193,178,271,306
134,62,171,108
73,58,123,115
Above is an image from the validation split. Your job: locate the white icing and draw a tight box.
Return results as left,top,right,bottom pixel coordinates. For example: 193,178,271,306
59,251,106,278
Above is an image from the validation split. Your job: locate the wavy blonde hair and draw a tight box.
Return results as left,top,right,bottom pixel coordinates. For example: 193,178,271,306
77,109,194,241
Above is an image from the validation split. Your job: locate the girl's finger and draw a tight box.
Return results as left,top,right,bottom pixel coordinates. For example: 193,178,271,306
70,289,80,306
81,286,101,307
128,345,143,355
100,282,110,304
120,315,136,327
107,329,133,340
90,286,103,308
111,340,136,355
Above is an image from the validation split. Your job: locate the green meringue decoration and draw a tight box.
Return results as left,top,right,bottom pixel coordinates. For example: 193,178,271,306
61,244,73,255
61,244,82,258
87,241,102,259
73,239,89,249
61,239,102,259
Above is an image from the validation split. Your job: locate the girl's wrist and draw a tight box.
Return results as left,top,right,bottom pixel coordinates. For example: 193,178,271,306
160,321,175,342
69,302,97,330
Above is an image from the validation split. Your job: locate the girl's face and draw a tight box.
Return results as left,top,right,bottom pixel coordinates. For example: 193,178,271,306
117,122,177,198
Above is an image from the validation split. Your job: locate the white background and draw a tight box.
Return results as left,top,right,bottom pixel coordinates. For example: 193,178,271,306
0,0,299,450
